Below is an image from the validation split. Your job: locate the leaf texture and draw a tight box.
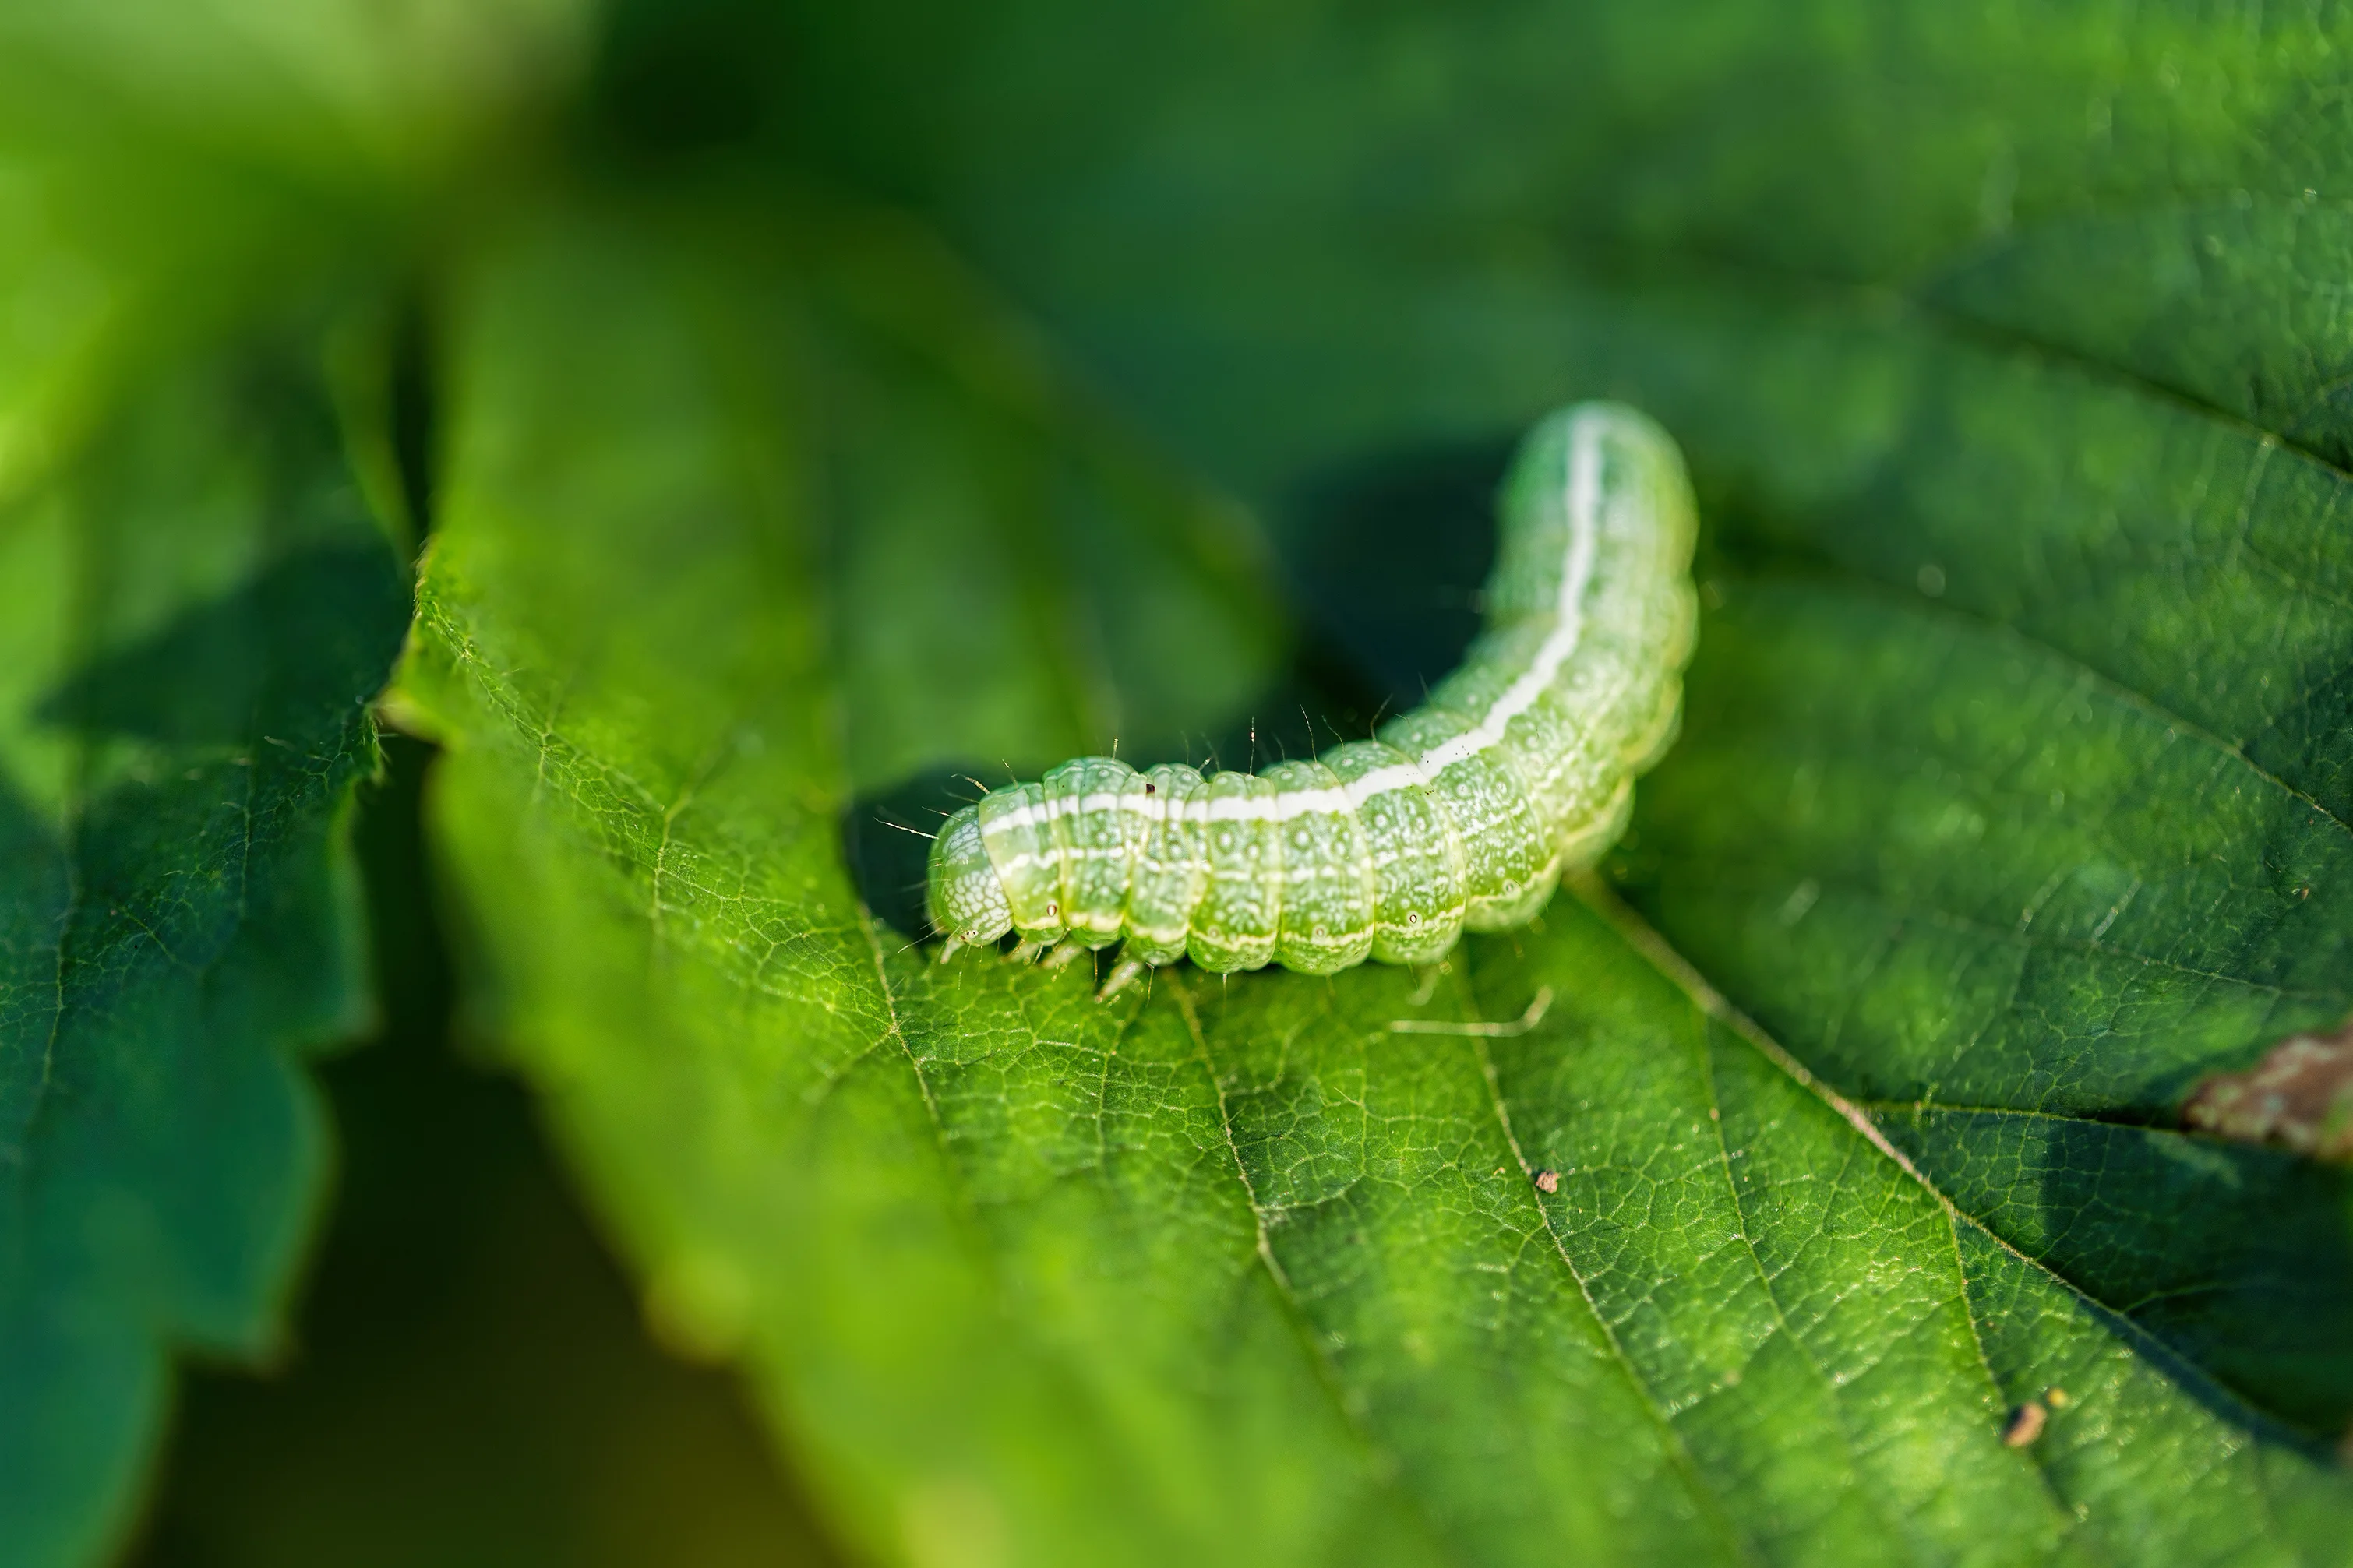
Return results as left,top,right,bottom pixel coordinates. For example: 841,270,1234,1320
0,343,409,1567
402,2,2353,1562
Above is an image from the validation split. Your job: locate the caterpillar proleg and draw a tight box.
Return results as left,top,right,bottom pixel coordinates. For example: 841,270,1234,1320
927,402,1699,995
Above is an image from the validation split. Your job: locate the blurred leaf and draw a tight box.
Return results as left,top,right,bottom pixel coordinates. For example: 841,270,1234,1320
0,0,589,503
132,737,840,1568
0,340,408,1566
759,2,2353,485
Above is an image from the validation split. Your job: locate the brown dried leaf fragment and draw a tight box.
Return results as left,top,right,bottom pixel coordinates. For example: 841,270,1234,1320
2183,1023,2353,1161
1533,1168,1561,1194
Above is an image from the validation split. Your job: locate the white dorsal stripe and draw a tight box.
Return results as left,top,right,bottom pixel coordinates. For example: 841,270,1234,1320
988,760,1441,832
977,412,1610,838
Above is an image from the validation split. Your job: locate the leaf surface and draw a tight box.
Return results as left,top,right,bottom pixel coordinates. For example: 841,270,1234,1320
407,4,2353,1562
0,0,587,504
0,342,409,1567
799,0,2353,1478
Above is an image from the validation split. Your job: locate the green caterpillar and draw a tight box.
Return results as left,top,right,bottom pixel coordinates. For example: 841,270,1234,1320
927,402,1699,999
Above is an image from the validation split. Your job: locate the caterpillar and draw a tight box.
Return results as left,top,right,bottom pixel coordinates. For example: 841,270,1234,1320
926,401,1699,999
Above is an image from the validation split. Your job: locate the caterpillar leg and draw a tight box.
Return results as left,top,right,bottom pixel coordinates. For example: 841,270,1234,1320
1042,940,1091,970
936,936,966,964
1097,957,1149,1002
1007,937,1050,965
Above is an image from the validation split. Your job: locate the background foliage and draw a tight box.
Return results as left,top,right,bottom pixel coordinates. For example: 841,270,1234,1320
1,2,2349,1564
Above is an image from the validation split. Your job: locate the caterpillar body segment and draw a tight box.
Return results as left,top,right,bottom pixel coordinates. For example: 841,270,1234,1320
1043,755,1137,948
926,401,1700,985
1190,768,1282,973
1258,757,1377,975
1314,742,1460,967
1122,763,1206,965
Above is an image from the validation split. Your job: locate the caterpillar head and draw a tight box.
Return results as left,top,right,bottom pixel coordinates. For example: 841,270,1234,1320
926,803,1013,949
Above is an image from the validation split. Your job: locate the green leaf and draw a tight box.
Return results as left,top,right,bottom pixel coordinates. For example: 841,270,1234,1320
0,339,409,1568
813,0,2353,1435
400,191,1414,1565
799,0,2353,1449
401,179,2353,1568
404,5,2353,1563
134,744,839,1568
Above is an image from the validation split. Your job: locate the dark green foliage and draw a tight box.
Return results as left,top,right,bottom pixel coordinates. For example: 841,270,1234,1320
131,738,838,1568
0,347,407,1567
12,1,2353,1563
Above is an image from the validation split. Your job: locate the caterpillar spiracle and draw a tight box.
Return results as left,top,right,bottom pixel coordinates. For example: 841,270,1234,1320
926,401,1699,999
